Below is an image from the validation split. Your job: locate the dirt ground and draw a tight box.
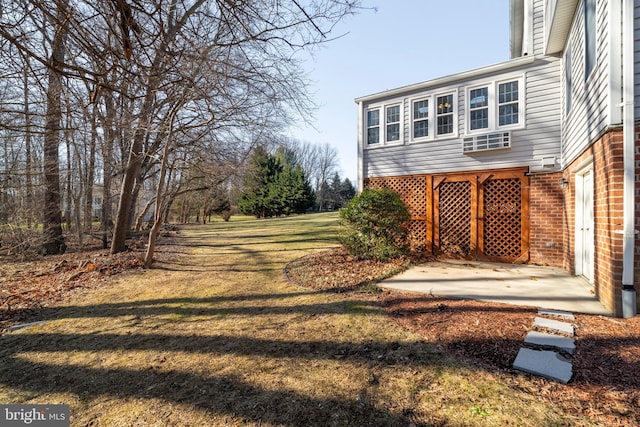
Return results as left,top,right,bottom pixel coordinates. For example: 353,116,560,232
2,237,639,425
286,248,640,426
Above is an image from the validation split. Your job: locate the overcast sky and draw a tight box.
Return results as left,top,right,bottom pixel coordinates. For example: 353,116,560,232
288,0,512,183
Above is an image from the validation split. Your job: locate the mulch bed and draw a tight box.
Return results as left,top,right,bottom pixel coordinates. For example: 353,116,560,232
0,232,177,334
286,247,640,426
3,237,639,425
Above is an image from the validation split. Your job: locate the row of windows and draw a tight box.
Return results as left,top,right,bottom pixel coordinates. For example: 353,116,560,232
366,79,522,146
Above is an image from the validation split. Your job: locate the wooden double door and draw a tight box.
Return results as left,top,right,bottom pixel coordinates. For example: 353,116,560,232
433,169,529,263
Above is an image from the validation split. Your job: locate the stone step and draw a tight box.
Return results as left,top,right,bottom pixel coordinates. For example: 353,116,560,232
533,316,574,336
538,309,575,321
525,331,575,355
513,348,573,384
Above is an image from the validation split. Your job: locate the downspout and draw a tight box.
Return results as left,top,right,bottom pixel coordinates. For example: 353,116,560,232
621,0,636,317
357,100,364,193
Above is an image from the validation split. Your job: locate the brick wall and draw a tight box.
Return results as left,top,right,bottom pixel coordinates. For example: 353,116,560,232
564,130,625,314
529,172,564,267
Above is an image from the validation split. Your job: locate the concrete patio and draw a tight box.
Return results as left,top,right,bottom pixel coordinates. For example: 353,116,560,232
380,259,611,316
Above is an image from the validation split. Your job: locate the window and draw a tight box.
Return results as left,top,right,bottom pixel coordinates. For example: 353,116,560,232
386,105,400,142
366,109,380,145
465,78,523,134
412,99,429,139
498,81,519,126
565,48,572,115
584,0,596,79
436,94,454,135
469,87,489,130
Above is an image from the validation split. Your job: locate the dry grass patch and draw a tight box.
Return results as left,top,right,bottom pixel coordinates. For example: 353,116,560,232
0,213,601,426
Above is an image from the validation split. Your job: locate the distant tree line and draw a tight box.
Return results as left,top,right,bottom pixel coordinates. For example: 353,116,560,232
0,0,362,262
237,144,356,218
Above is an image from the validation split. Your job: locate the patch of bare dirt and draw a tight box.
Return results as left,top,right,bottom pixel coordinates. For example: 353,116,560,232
286,247,640,426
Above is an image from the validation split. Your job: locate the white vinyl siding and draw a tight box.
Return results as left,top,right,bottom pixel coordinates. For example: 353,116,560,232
564,47,573,116
561,0,612,167
532,0,546,54
584,0,597,80
635,2,640,119
361,57,561,178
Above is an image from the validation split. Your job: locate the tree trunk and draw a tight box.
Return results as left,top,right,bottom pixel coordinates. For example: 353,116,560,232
42,0,69,255
84,104,97,232
111,0,202,253
23,57,33,229
101,89,115,249
144,108,177,268
64,128,73,232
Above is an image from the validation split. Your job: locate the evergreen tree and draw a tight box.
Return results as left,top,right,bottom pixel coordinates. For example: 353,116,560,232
339,177,356,207
239,147,314,217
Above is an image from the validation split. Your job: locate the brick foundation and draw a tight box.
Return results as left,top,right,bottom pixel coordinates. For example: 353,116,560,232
529,172,564,267
562,129,626,315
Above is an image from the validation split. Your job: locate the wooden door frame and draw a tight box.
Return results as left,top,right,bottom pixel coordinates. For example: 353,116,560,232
433,168,529,262
476,170,530,263
433,174,478,259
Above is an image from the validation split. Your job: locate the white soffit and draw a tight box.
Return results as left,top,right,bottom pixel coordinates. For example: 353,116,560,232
544,0,580,55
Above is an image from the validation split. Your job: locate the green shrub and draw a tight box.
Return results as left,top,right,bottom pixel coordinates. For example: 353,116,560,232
338,188,411,261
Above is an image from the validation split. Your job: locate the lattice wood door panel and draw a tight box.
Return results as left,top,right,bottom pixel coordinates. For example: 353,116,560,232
481,178,522,260
478,171,529,263
365,169,529,262
364,175,431,253
434,178,475,257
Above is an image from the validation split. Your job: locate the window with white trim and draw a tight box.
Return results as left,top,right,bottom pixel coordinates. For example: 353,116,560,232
469,87,489,130
385,105,401,142
412,99,429,139
465,78,523,134
498,81,519,126
366,109,380,145
436,94,454,135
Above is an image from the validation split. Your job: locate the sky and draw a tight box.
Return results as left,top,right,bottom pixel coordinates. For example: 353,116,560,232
288,0,512,184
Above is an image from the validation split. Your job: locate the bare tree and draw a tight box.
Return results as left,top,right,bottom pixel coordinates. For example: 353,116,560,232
1,0,362,260
314,142,339,210
42,0,69,255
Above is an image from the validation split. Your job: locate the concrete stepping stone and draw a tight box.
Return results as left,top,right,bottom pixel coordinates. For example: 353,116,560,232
525,331,575,355
538,309,575,321
513,348,573,384
533,317,574,336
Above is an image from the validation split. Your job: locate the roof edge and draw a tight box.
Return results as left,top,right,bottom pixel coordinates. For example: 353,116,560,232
354,56,537,104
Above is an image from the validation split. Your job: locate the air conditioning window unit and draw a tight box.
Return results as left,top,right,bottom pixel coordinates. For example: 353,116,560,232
462,131,511,153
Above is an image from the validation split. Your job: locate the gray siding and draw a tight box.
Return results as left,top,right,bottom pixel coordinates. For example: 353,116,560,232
362,57,561,179
636,2,640,119
532,0,546,54
561,0,613,167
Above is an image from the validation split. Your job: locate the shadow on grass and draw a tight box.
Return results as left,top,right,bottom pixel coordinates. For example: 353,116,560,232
6,294,381,322
0,356,411,426
0,293,440,426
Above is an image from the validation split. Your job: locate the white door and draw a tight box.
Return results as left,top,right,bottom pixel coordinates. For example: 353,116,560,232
575,169,594,282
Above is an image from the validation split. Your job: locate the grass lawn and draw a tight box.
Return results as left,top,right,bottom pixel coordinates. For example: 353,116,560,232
0,213,582,426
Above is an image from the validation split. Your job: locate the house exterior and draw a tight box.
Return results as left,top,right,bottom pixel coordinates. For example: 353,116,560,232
355,0,639,316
